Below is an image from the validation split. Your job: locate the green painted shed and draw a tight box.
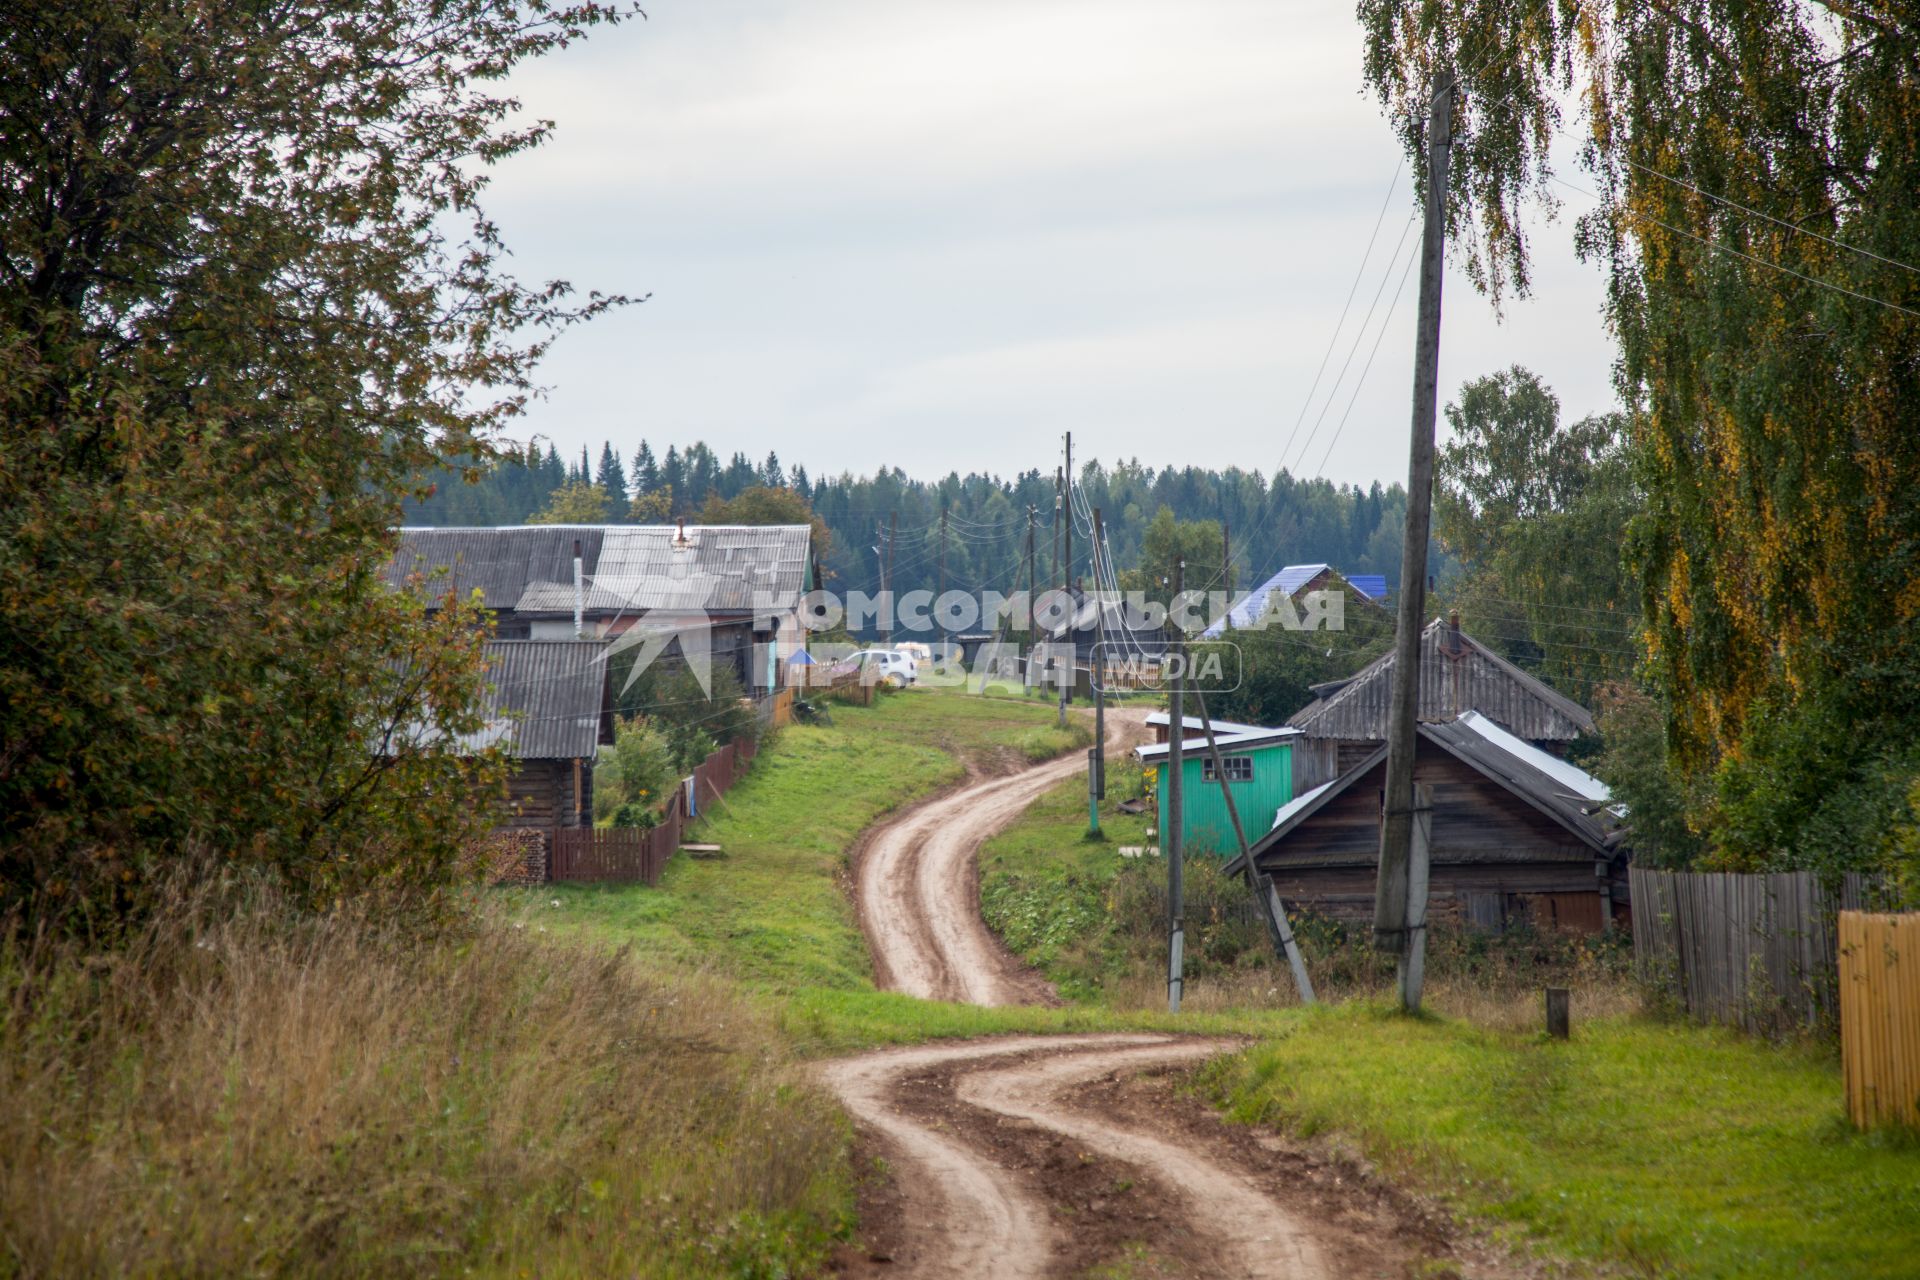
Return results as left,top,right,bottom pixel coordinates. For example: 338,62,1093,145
1134,727,1304,856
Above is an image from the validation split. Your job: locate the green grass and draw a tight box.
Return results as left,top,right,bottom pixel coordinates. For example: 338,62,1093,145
977,775,1153,1000
515,688,1097,995
1205,1001,1920,1279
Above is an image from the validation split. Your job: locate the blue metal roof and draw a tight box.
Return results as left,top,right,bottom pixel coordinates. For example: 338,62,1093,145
1201,563,1330,638
1347,574,1388,601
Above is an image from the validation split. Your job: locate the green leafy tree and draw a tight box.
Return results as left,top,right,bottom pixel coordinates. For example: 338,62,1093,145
698,484,832,563
1435,366,1639,698
595,717,677,829
1359,2,1920,873
530,479,613,525
0,1,632,925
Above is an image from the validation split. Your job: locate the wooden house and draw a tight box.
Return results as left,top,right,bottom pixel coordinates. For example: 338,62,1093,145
1133,725,1339,857
470,640,615,830
1287,614,1596,772
384,523,817,695
1231,711,1629,933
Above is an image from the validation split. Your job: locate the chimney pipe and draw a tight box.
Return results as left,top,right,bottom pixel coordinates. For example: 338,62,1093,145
573,538,585,639
674,517,687,547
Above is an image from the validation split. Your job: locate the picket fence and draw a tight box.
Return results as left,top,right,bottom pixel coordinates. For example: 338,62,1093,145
548,734,759,886
1839,911,1920,1130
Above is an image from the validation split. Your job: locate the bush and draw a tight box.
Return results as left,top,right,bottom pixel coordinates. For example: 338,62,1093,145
595,716,679,829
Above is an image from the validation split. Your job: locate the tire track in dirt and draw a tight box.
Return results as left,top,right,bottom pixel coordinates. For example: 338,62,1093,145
854,705,1145,1006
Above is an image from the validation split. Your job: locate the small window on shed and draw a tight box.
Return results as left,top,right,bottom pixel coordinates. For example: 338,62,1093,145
1202,755,1254,783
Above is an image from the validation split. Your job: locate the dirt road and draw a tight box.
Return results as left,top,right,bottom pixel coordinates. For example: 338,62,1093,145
853,706,1144,1005
821,1033,1517,1279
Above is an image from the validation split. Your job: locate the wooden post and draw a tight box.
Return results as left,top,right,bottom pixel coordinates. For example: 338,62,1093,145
1167,556,1185,1013
1375,67,1456,985
1546,986,1571,1039
1058,432,1072,726
1190,687,1316,1005
1089,506,1108,835
882,510,896,648
1397,782,1432,1012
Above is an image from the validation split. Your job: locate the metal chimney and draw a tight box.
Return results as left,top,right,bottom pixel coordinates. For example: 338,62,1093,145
572,538,585,639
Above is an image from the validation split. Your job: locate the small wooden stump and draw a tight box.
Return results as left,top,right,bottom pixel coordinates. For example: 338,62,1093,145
1545,986,1571,1039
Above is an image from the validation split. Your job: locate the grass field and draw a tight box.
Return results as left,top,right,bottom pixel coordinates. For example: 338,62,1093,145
1205,1001,1920,1279
520,688,1084,991
514,686,1920,1278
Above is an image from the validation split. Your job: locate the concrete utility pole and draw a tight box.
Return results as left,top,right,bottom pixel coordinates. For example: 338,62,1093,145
1373,67,1455,1016
937,503,948,652
1190,689,1315,1004
882,510,896,648
1058,432,1072,727
1089,506,1108,835
1167,556,1185,1013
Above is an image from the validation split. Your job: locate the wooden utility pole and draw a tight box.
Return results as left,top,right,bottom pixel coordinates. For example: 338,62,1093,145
1026,506,1037,680
1373,67,1455,1016
937,503,948,650
1089,506,1108,835
1222,519,1231,597
1059,432,1073,727
1167,556,1185,1013
882,510,896,647
1190,688,1315,1004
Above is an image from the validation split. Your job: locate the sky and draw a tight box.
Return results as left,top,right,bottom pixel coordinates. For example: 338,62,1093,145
482,0,1618,490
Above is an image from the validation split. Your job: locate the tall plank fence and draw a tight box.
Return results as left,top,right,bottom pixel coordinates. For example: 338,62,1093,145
1630,868,1875,1035
548,732,760,887
1839,911,1920,1130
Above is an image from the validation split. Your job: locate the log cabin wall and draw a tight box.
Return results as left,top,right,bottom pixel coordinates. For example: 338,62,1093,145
501,759,589,830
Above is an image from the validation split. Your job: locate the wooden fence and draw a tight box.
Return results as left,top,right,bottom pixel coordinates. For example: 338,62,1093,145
1630,868,1876,1035
549,733,759,886
1840,911,1920,1130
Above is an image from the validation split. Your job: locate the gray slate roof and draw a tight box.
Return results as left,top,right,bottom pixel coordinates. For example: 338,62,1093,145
469,640,613,759
1286,617,1595,742
1231,718,1621,874
387,524,813,617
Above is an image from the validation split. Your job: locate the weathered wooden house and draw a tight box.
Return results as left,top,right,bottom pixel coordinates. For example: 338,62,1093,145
384,523,817,694
1133,724,1340,856
1201,563,1388,638
470,640,615,830
1231,710,1629,933
1287,614,1596,772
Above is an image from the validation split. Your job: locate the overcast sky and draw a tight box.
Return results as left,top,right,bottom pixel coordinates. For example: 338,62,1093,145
483,0,1617,489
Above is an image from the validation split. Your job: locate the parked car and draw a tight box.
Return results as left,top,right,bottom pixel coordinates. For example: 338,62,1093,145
855,647,917,686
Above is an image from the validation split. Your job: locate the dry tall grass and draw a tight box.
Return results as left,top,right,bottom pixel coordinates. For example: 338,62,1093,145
0,880,849,1278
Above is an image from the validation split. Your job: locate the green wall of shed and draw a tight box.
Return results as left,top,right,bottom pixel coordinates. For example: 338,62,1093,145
1155,741,1293,856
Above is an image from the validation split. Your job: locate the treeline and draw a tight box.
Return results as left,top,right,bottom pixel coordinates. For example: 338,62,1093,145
401,441,1421,608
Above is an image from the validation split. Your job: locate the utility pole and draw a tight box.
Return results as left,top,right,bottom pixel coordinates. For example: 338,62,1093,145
882,510,896,648
1025,505,1037,683
1089,506,1108,836
1373,67,1455,1015
1222,519,1232,598
1167,556,1185,1013
1059,432,1072,727
938,503,948,653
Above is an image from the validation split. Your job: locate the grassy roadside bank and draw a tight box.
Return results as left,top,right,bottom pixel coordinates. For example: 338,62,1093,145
1205,1002,1920,1279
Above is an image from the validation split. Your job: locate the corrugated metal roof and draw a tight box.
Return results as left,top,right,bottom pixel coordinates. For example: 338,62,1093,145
473,640,612,759
1133,726,1301,762
387,524,812,618
1202,564,1389,638
1286,617,1595,742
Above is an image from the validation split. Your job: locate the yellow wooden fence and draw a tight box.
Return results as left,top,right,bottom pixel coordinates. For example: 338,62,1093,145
1839,911,1920,1130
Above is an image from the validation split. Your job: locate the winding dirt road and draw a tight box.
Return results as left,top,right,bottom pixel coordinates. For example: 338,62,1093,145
853,706,1145,1005
828,706,1520,1276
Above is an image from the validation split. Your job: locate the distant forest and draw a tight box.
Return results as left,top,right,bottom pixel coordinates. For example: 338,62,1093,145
401,441,1428,605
